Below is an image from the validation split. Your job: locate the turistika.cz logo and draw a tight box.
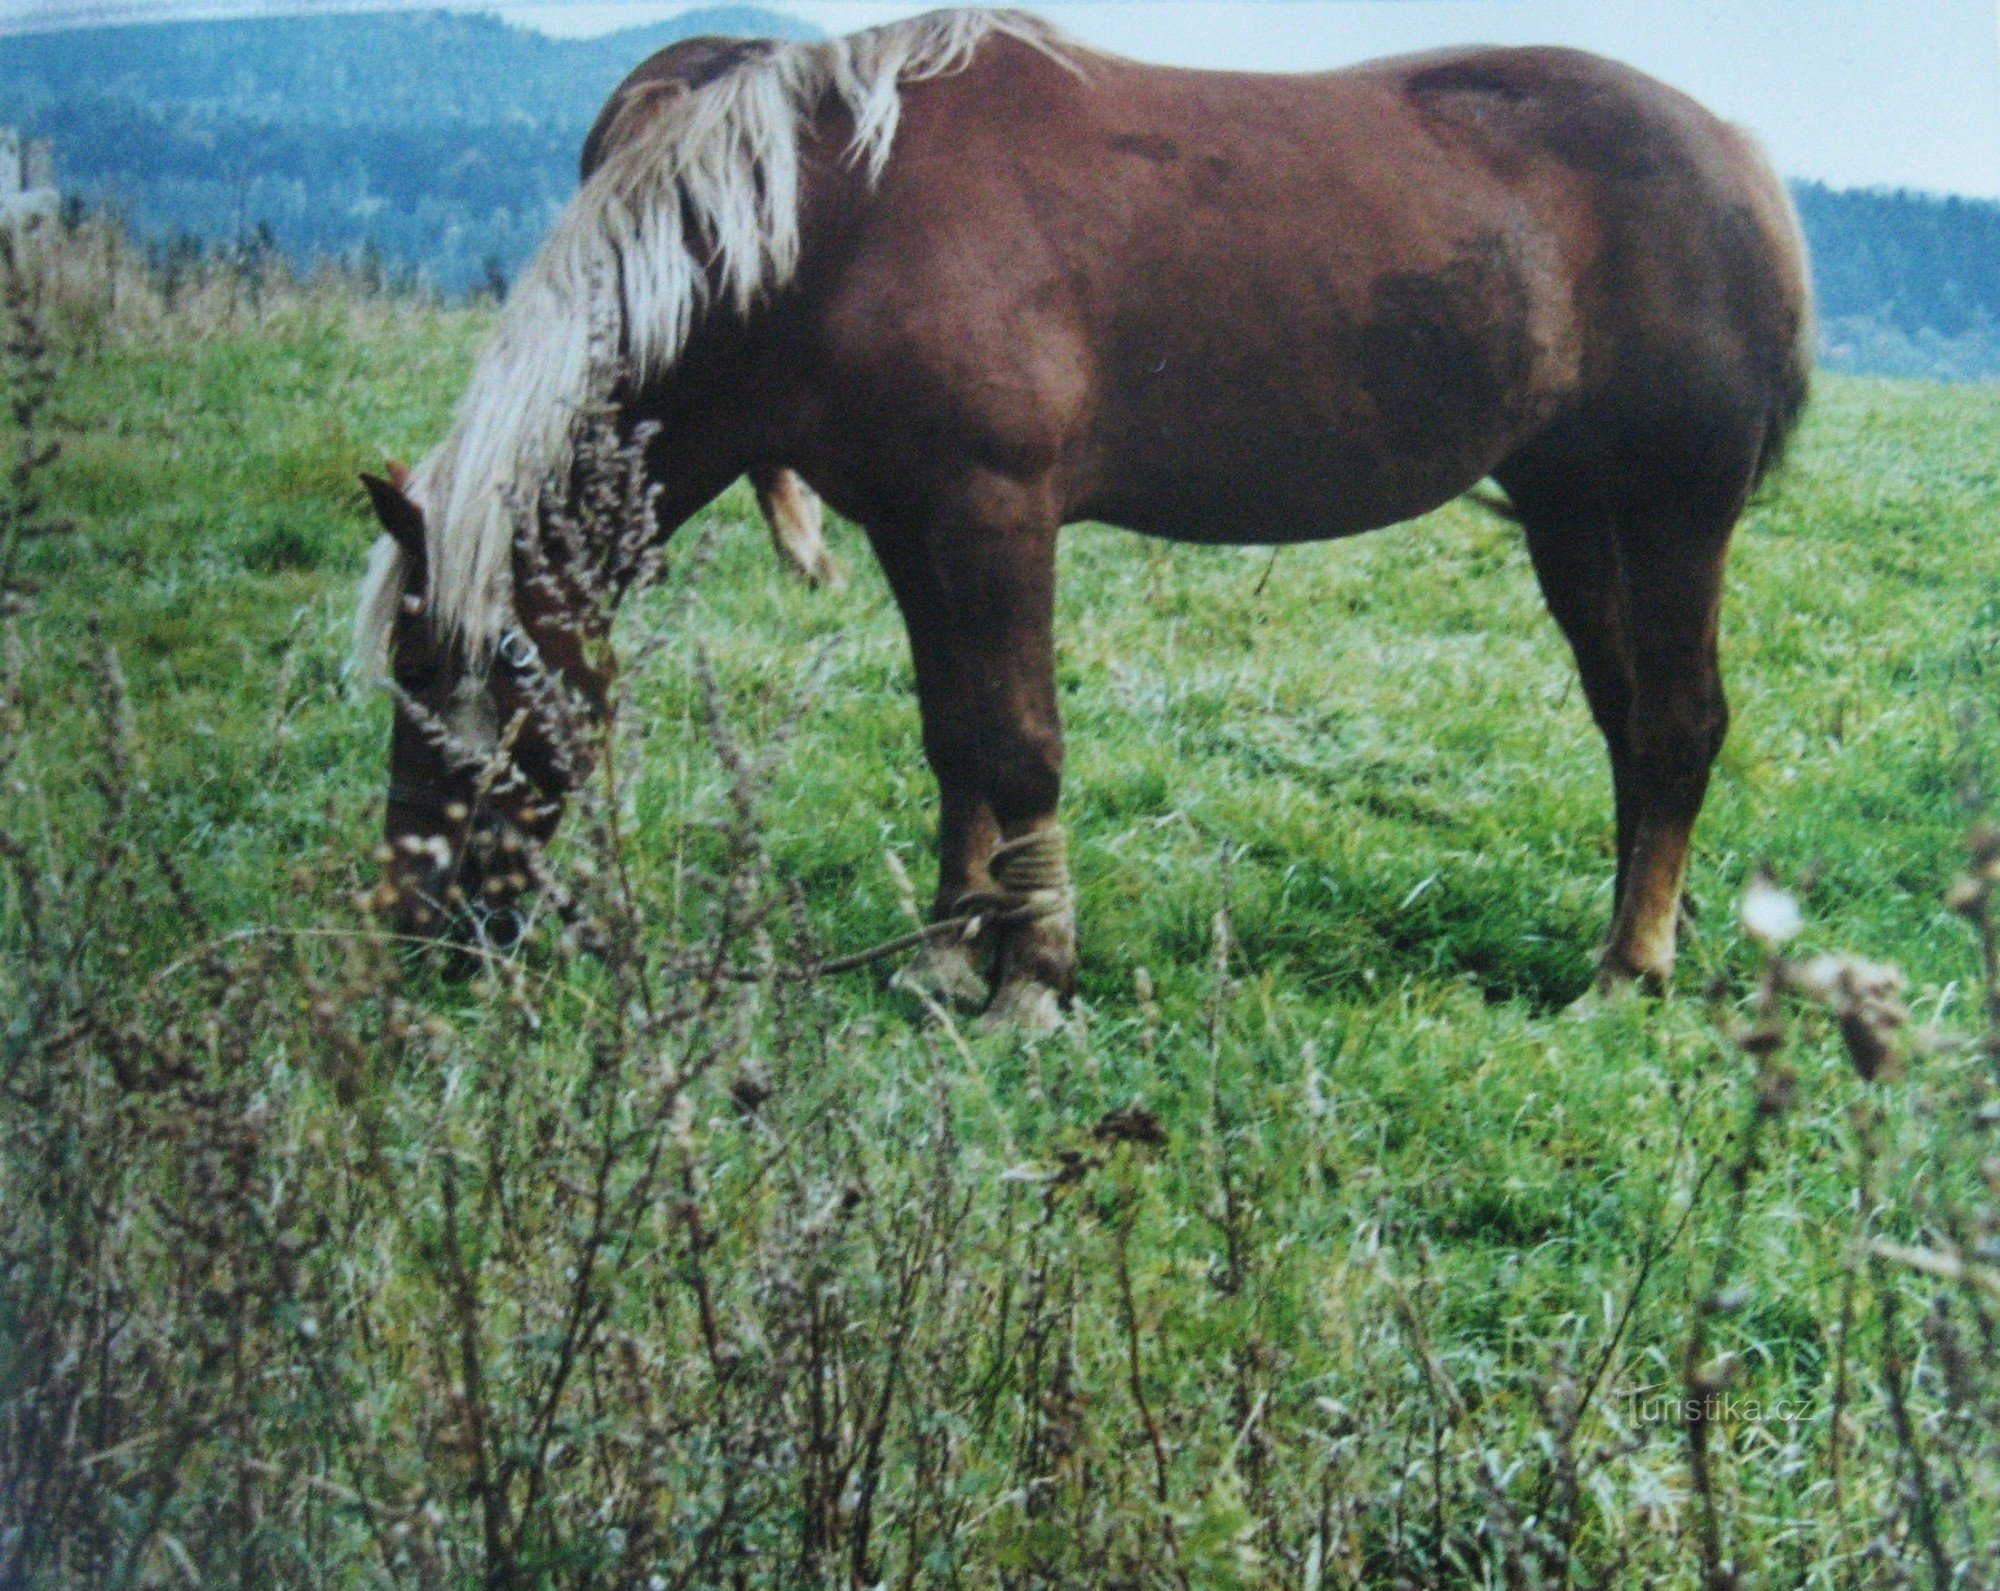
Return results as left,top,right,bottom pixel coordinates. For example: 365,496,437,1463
1630,1391,1816,1425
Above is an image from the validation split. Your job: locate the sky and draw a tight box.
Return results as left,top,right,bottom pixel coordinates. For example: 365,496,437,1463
5,0,1998,198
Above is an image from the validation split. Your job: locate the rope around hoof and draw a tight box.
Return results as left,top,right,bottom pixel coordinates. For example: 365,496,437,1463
949,824,1072,928
729,824,1073,985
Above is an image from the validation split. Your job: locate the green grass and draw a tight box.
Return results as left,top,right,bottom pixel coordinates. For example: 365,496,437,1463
10,296,2000,1585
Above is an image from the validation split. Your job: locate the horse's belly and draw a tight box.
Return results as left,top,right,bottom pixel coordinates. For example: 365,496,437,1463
1078,434,1493,546
1074,308,1550,544
1062,215,1569,543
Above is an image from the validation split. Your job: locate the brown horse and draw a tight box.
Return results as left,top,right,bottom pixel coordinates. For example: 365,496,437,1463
357,9,1812,1024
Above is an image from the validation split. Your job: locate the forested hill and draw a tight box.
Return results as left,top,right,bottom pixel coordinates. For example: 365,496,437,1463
0,8,819,292
6,9,2000,379
0,7,818,128
1793,182,2000,381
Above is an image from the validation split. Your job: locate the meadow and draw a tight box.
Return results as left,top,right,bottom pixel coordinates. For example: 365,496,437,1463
5,233,2000,1587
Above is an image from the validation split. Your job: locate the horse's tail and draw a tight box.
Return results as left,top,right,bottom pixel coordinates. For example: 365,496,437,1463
374,9,1071,663
1735,128,1815,492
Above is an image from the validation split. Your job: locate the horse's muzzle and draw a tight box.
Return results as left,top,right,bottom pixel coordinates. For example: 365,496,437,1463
383,821,534,953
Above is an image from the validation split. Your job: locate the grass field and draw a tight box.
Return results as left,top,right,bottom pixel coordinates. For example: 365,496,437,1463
7,280,2000,1586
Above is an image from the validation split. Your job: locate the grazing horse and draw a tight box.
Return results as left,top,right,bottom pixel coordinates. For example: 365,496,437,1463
357,9,1812,1024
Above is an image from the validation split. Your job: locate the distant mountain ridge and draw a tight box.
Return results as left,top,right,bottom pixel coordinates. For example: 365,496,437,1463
0,7,818,125
5,6,1999,378
0,7,819,290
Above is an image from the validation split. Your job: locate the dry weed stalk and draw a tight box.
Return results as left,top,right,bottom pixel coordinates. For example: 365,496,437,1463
0,230,74,606
4,205,438,356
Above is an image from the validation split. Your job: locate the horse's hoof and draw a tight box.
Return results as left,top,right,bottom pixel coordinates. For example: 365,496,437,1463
895,941,989,1011
979,979,1063,1035
807,553,848,591
1567,965,1651,1017
1563,985,1606,1020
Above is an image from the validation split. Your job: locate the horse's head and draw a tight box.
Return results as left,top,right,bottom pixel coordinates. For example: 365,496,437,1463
361,467,598,949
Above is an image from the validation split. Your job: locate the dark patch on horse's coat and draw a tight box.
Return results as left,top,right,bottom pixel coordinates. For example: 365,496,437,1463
679,36,770,91
1352,235,1535,462
1110,132,1179,163
1405,59,1531,105
1198,154,1238,196
1538,92,1673,183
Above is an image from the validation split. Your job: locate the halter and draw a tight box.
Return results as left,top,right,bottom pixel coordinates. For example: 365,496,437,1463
495,625,541,674
384,623,547,827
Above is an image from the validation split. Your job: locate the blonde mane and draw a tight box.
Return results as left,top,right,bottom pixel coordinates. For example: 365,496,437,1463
356,8,1072,669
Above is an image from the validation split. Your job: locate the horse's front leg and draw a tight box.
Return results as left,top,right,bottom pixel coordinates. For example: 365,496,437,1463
868,483,1075,1029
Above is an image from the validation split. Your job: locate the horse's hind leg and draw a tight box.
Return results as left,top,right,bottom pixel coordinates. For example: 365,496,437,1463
1510,493,1640,914
752,465,844,588
1504,457,1740,992
1600,503,1736,988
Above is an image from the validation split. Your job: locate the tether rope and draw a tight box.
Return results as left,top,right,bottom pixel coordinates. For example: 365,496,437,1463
747,824,1072,984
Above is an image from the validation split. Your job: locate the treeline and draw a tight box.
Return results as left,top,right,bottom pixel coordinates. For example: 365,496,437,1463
7,10,2000,377
33,93,577,293
1794,181,2000,381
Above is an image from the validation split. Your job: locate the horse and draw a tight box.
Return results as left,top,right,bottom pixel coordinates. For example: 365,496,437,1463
356,8,1812,1026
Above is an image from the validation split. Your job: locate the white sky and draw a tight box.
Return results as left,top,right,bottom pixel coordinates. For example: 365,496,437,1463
7,0,1999,197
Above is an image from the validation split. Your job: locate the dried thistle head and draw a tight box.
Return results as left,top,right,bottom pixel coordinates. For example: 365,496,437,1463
1943,823,2000,924
1754,1058,1801,1117
1945,874,1988,921
1786,953,1909,1082
1740,868,1803,950
1092,1102,1168,1150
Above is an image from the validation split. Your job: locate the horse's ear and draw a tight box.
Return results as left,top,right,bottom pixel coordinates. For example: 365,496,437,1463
360,471,425,563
